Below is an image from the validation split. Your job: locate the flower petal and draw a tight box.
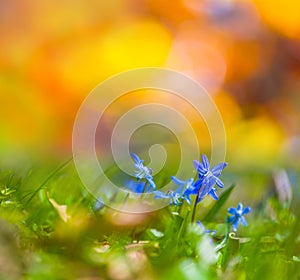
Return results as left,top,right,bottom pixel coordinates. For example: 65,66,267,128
146,176,156,190
197,164,207,175
242,206,252,215
240,216,248,226
193,160,201,170
208,188,219,200
228,207,237,215
125,180,145,193
153,191,169,199
171,176,186,186
171,193,183,206
237,202,243,211
175,185,184,194
184,195,191,205
201,154,210,169
131,153,141,164
215,177,224,189
196,221,206,231
211,162,227,177
232,220,239,232
197,186,207,203
205,176,216,192
229,216,235,223
193,178,203,190
186,178,194,187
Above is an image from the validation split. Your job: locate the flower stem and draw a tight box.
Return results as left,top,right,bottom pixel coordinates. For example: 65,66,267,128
191,185,203,223
142,181,148,193
177,203,184,215
121,192,130,210
140,181,148,200
177,209,190,247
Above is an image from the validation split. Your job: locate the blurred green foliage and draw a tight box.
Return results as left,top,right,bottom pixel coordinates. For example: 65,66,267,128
0,161,299,279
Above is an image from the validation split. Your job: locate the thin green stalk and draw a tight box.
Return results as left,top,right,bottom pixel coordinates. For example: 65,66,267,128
216,218,230,251
177,203,184,215
176,209,190,247
165,206,175,220
191,184,203,223
121,192,130,210
142,181,148,192
140,181,148,200
24,158,72,206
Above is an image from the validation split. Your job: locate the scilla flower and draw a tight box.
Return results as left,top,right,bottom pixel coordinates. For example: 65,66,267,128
171,176,194,204
153,176,193,205
130,153,156,190
153,189,186,206
192,154,227,203
228,202,251,232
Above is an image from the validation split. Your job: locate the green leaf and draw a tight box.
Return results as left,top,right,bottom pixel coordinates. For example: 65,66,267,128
203,184,235,222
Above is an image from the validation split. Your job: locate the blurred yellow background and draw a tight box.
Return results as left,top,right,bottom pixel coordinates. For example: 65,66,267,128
1,0,300,169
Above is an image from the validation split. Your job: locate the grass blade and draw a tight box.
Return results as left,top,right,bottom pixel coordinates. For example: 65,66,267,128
203,184,235,222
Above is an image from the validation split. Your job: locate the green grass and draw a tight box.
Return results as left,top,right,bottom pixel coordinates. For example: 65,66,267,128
0,160,299,279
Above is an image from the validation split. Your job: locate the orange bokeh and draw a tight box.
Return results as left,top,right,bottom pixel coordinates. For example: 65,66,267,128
0,0,298,166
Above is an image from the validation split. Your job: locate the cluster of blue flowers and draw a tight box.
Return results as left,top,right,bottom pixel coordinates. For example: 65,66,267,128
124,152,251,232
129,153,227,205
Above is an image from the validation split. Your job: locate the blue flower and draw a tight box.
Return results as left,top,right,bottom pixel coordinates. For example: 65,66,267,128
153,190,183,206
228,202,251,232
130,153,156,190
153,176,193,206
192,154,227,203
171,176,194,204
150,154,227,207
124,180,147,193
